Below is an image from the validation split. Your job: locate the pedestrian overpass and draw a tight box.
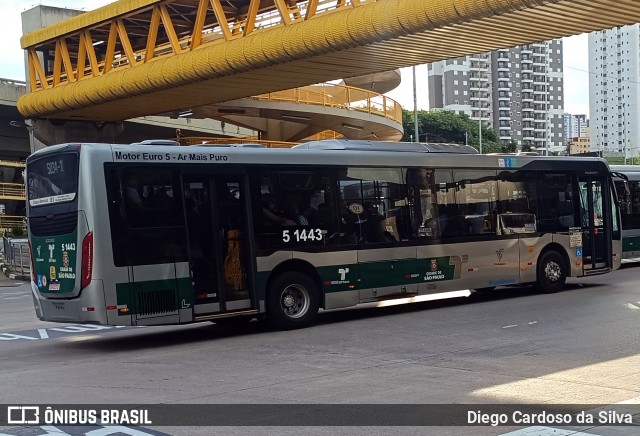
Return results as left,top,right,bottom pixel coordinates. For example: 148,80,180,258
17,0,640,123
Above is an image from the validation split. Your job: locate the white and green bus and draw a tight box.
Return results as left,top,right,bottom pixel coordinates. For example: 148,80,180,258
26,140,621,329
611,165,640,261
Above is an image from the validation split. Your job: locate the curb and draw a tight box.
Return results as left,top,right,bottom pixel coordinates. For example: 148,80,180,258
0,260,30,282
8,273,30,281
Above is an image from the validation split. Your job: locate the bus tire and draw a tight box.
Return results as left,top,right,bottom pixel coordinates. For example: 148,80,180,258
267,271,319,330
536,250,567,293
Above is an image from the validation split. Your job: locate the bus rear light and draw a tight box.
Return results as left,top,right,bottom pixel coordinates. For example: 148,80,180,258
106,305,117,310
81,232,93,290
82,307,95,312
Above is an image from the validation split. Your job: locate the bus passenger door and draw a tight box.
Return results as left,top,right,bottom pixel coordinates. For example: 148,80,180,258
578,176,611,270
184,175,255,319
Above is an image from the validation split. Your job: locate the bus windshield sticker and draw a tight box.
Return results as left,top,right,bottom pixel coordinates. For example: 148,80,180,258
569,227,583,247
29,193,76,206
498,158,519,168
348,203,364,215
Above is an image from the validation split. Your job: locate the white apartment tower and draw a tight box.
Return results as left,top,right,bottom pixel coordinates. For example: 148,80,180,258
563,113,588,144
589,25,640,158
427,40,565,153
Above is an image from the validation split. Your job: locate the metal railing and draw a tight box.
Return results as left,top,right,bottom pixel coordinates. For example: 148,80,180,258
0,216,27,230
0,184,26,200
252,84,403,124
178,130,345,148
2,236,30,277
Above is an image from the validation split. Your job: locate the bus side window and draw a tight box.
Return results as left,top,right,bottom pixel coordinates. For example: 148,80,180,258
452,170,497,236
338,167,412,244
110,166,186,266
406,168,439,239
538,173,576,231
434,170,456,238
252,169,340,249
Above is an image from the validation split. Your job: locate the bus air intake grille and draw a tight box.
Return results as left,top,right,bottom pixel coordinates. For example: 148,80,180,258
29,211,78,237
136,289,177,316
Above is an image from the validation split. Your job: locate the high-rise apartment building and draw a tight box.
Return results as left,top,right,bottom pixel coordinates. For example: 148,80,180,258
563,113,588,144
589,25,640,158
427,40,565,153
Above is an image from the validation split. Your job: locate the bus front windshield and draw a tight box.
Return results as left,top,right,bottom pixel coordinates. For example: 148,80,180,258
27,153,79,207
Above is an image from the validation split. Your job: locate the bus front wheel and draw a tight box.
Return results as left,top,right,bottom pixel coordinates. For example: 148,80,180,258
536,250,567,293
267,271,319,330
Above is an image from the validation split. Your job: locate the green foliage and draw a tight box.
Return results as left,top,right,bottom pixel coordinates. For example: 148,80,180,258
503,139,519,153
402,109,502,154
521,143,533,152
604,156,627,165
10,226,25,237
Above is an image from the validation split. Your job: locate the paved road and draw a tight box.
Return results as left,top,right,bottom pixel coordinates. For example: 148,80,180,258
0,265,639,436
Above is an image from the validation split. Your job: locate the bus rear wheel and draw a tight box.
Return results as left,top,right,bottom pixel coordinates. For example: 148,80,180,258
536,250,567,293
267,271,319,330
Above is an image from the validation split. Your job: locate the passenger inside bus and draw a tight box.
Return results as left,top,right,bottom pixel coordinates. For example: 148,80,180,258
184,190,215,299
285,204,310,226
124,175,143,208
362,201,389,242
263,194,296,226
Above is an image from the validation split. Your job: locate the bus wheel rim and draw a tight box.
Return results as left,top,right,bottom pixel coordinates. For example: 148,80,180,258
544,260,561,282
281,284,310,319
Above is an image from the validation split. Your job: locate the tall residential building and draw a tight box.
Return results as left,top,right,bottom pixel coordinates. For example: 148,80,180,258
427,40,565,153
563,113,588,144
589,25,640,158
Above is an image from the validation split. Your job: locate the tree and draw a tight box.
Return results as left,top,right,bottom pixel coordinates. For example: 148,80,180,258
402,109,502,154
503,139,518,153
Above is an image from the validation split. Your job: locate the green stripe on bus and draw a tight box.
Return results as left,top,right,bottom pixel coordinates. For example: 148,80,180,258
623,235,640,253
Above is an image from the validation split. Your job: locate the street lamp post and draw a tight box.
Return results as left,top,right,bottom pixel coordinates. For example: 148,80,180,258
623,102,627,165
479,116,483,154
413,66,419,142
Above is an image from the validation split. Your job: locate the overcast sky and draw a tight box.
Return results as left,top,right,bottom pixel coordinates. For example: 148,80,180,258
2,1,591,116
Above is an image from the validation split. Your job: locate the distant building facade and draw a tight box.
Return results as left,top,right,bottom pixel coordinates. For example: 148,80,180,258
589,25,640,158
569,127,591,154
563,113,588,145
427,40,565,153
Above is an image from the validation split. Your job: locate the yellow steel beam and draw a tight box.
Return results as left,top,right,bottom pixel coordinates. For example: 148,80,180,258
273,0,293,25
210,0,234,40
159,4,182,53
244,0,261,36
305,0,319,20
17,0,640,120
0,161,25,168
145,6,162,60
